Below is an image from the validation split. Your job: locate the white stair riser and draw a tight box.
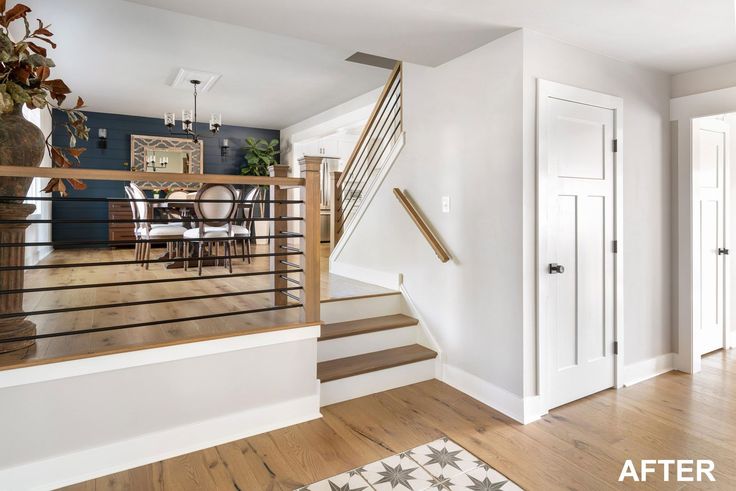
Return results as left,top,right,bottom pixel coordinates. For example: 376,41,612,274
320,359,436,406
320,294,404,323
318,326,418,362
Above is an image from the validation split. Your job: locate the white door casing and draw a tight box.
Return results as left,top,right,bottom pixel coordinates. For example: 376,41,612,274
692,118,729,356
538,80,624,411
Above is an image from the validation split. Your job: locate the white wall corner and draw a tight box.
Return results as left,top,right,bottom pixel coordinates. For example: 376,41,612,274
399,283,442,357
521,395,546,424
441,363,527,424
623,353,676,387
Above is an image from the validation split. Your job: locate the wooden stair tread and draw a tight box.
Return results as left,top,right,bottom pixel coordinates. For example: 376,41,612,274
318,344,437,382
319,314,419,341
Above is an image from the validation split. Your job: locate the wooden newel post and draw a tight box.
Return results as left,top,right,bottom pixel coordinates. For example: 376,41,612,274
0,202,36,353
329,170,342,251
300,156,321,323
270,165,290,307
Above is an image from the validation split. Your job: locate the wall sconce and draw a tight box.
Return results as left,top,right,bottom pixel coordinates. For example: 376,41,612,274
97,128,108,149
221,138,230,157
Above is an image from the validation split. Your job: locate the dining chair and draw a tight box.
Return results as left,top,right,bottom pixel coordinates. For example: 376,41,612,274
129,184,186,269
124,186,144,265
184,183,241,275
236,187,258,263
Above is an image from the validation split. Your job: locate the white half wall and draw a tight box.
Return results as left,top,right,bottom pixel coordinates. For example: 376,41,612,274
522,30,673,397
0,329,320,490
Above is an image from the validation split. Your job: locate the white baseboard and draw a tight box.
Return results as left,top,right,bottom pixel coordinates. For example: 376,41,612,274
441,364,540,424
0,395,321,491
328,261,401,291
623,353,676,387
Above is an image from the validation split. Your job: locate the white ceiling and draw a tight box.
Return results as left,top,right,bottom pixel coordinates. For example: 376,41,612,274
127,0,736,74
23,0,390,129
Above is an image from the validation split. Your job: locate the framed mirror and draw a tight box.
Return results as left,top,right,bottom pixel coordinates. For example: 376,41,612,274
130,135,204,190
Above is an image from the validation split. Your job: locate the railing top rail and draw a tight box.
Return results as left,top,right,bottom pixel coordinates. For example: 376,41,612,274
0,165,305,187
337,61,402,189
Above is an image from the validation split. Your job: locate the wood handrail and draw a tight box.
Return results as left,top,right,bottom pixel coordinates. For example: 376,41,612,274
337,62,402,189
0,165,305,187
393,188,450,263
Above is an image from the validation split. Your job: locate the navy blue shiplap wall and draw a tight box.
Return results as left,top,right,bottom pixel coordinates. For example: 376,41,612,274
51,110,278,245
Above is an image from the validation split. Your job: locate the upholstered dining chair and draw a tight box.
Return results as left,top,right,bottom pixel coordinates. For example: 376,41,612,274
183,183,247,275
236,186,258,263
124,186,144,265
129,184,187,269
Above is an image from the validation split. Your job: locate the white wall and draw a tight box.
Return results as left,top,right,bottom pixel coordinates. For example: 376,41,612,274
672,61,736,99
521,30,673,395
335,30,526,397
332,29,673,417
0,331,320,489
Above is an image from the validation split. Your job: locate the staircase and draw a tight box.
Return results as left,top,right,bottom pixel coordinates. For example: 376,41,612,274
317,292,438,406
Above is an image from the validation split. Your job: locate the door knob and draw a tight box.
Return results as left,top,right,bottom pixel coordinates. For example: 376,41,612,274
549,263,565,274
718,248,730,255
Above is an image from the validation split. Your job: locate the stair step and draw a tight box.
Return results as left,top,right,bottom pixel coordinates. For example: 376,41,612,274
317,344,437,382
319,314,418,341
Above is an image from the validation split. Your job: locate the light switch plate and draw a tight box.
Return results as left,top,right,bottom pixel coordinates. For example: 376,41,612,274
442,196,450,213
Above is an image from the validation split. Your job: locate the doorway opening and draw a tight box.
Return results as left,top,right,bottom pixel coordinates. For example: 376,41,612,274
691,114,735,362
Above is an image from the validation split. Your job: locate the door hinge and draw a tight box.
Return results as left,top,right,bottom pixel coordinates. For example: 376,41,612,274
613,341,619,355
613,139,618,153
613,240,618,254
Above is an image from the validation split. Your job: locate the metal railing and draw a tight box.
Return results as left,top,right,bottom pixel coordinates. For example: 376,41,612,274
330,62,403,247
0,164,321,360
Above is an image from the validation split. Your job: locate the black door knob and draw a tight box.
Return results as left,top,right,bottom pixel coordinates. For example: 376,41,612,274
718,248,730,255
549,263,565,274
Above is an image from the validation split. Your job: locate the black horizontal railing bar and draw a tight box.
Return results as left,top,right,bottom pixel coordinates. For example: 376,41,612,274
337,110,402,226
0,251,302,272
1,196,304,204
0,268,303,295
279,275,302,286
339,90,401,207
0,286,304,319
0,234,304,248
0,217,303,224
279,290,302,302
340,80,400,186
0,303,304,344
279,244,302,252
278,230,302,237
280,259,302,269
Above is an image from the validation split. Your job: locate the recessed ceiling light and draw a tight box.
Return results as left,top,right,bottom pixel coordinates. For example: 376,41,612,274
170,68,221,93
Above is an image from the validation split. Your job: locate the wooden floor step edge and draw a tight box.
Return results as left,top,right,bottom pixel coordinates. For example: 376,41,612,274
319,314,419,341
320,290,401,304
317,344,437,382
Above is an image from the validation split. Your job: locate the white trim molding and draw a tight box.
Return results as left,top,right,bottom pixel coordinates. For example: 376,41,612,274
623,353,676,387
327,261,401,291
442,363,545,424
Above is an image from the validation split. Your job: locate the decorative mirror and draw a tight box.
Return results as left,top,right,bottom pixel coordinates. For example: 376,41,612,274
130,134,204,190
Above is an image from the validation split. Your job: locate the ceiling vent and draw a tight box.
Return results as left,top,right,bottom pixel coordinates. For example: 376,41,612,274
170,68,221,93
345,52,398,70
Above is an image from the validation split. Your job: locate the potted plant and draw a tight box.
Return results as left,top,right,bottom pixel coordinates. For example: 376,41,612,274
241,137,279,244
0,2,90,196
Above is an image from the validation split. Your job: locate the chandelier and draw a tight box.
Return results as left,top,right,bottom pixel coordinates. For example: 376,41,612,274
163,79,221,143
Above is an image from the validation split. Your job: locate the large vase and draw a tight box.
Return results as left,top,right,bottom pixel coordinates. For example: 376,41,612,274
0,104,45,353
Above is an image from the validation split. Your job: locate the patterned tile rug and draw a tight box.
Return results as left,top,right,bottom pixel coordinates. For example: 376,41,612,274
296,437,522,491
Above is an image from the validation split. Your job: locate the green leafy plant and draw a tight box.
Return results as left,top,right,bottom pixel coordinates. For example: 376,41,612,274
241,137,280,177
0,1,89,195
241,137,280,218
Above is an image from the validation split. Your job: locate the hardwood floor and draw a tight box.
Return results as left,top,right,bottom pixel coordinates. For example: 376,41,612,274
0,244,395,370
63,349,736,490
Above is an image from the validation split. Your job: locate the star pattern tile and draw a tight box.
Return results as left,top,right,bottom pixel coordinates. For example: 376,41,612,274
295,437,522,491
411,438,480,479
